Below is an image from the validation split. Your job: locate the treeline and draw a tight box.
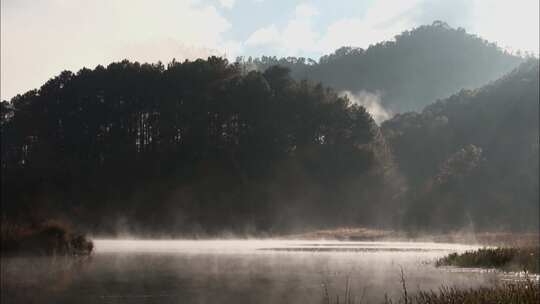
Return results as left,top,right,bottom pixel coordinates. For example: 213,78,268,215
1,26,538,235
1,57,392,235
383,59,539,231
238,21,524,112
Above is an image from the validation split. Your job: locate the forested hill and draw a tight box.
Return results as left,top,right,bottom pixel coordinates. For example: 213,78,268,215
239,21,524,113
382,59,539,231
1,57,538,235
1,58,389,234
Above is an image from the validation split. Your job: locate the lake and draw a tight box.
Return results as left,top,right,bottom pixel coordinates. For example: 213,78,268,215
1,240,506,303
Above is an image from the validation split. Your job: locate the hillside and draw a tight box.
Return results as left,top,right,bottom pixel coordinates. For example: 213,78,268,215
240,21,524,113
0,52,537,235
382,59,539,231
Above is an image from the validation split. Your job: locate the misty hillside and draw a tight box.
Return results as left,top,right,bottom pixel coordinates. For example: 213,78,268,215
383,59,539,230
1,57,538,235
240,21,524,113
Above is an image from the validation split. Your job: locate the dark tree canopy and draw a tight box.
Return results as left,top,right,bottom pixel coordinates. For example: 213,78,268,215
1,57,385,234
1,24,538,235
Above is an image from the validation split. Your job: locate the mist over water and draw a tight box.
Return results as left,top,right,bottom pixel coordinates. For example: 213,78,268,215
1,6,538,302
1,240,507,304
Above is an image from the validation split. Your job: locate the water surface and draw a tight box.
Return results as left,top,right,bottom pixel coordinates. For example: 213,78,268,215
1,240,503,303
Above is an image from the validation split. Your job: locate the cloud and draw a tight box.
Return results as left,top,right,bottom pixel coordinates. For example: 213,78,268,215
244,0,419,55
245,3,319,55
469,0,539,54
341,90,393,124
1,0,238,100
245,25,281,47
410,0,473,29
317,17,405,54
3,0,538,100
244,0,539,58
111,39,221,64
219,40,244,59
318,0,420,53
294,3,319,19
218,0,236,9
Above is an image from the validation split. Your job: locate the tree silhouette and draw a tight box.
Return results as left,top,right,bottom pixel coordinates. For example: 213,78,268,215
1,57,383,234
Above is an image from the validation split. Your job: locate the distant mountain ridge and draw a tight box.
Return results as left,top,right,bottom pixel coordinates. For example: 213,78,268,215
239,21,525,113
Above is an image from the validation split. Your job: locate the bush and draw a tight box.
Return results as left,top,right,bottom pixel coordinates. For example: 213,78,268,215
1,219,93,256
436,247,540,274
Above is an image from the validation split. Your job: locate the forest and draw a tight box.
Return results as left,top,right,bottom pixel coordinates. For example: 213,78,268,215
1,22,538,236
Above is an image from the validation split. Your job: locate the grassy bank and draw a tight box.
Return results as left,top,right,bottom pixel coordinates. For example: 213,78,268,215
321,244,540,304
436,247,540,274
382,281,540,304
323,278,539,304
1,219,93,256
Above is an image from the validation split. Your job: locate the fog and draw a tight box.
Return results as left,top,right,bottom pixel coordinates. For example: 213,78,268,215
3,240,505,304
341,90,393,124
1,1,539,302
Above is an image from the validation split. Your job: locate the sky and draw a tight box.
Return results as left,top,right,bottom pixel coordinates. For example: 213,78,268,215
1,0,539,100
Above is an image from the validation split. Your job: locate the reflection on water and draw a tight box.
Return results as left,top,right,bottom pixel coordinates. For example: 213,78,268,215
1,240,505,303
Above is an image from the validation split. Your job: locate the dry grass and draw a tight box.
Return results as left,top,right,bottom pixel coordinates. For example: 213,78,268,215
323,277,539,304
383,281,540,304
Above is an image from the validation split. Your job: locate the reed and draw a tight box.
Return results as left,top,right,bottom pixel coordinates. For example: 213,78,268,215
384,280,540,304
323,271,539,303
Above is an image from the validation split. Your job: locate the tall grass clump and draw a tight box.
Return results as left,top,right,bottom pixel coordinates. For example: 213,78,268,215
322,277,361,304
436,247,540,274
384,280,540,304
322,271,539,304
